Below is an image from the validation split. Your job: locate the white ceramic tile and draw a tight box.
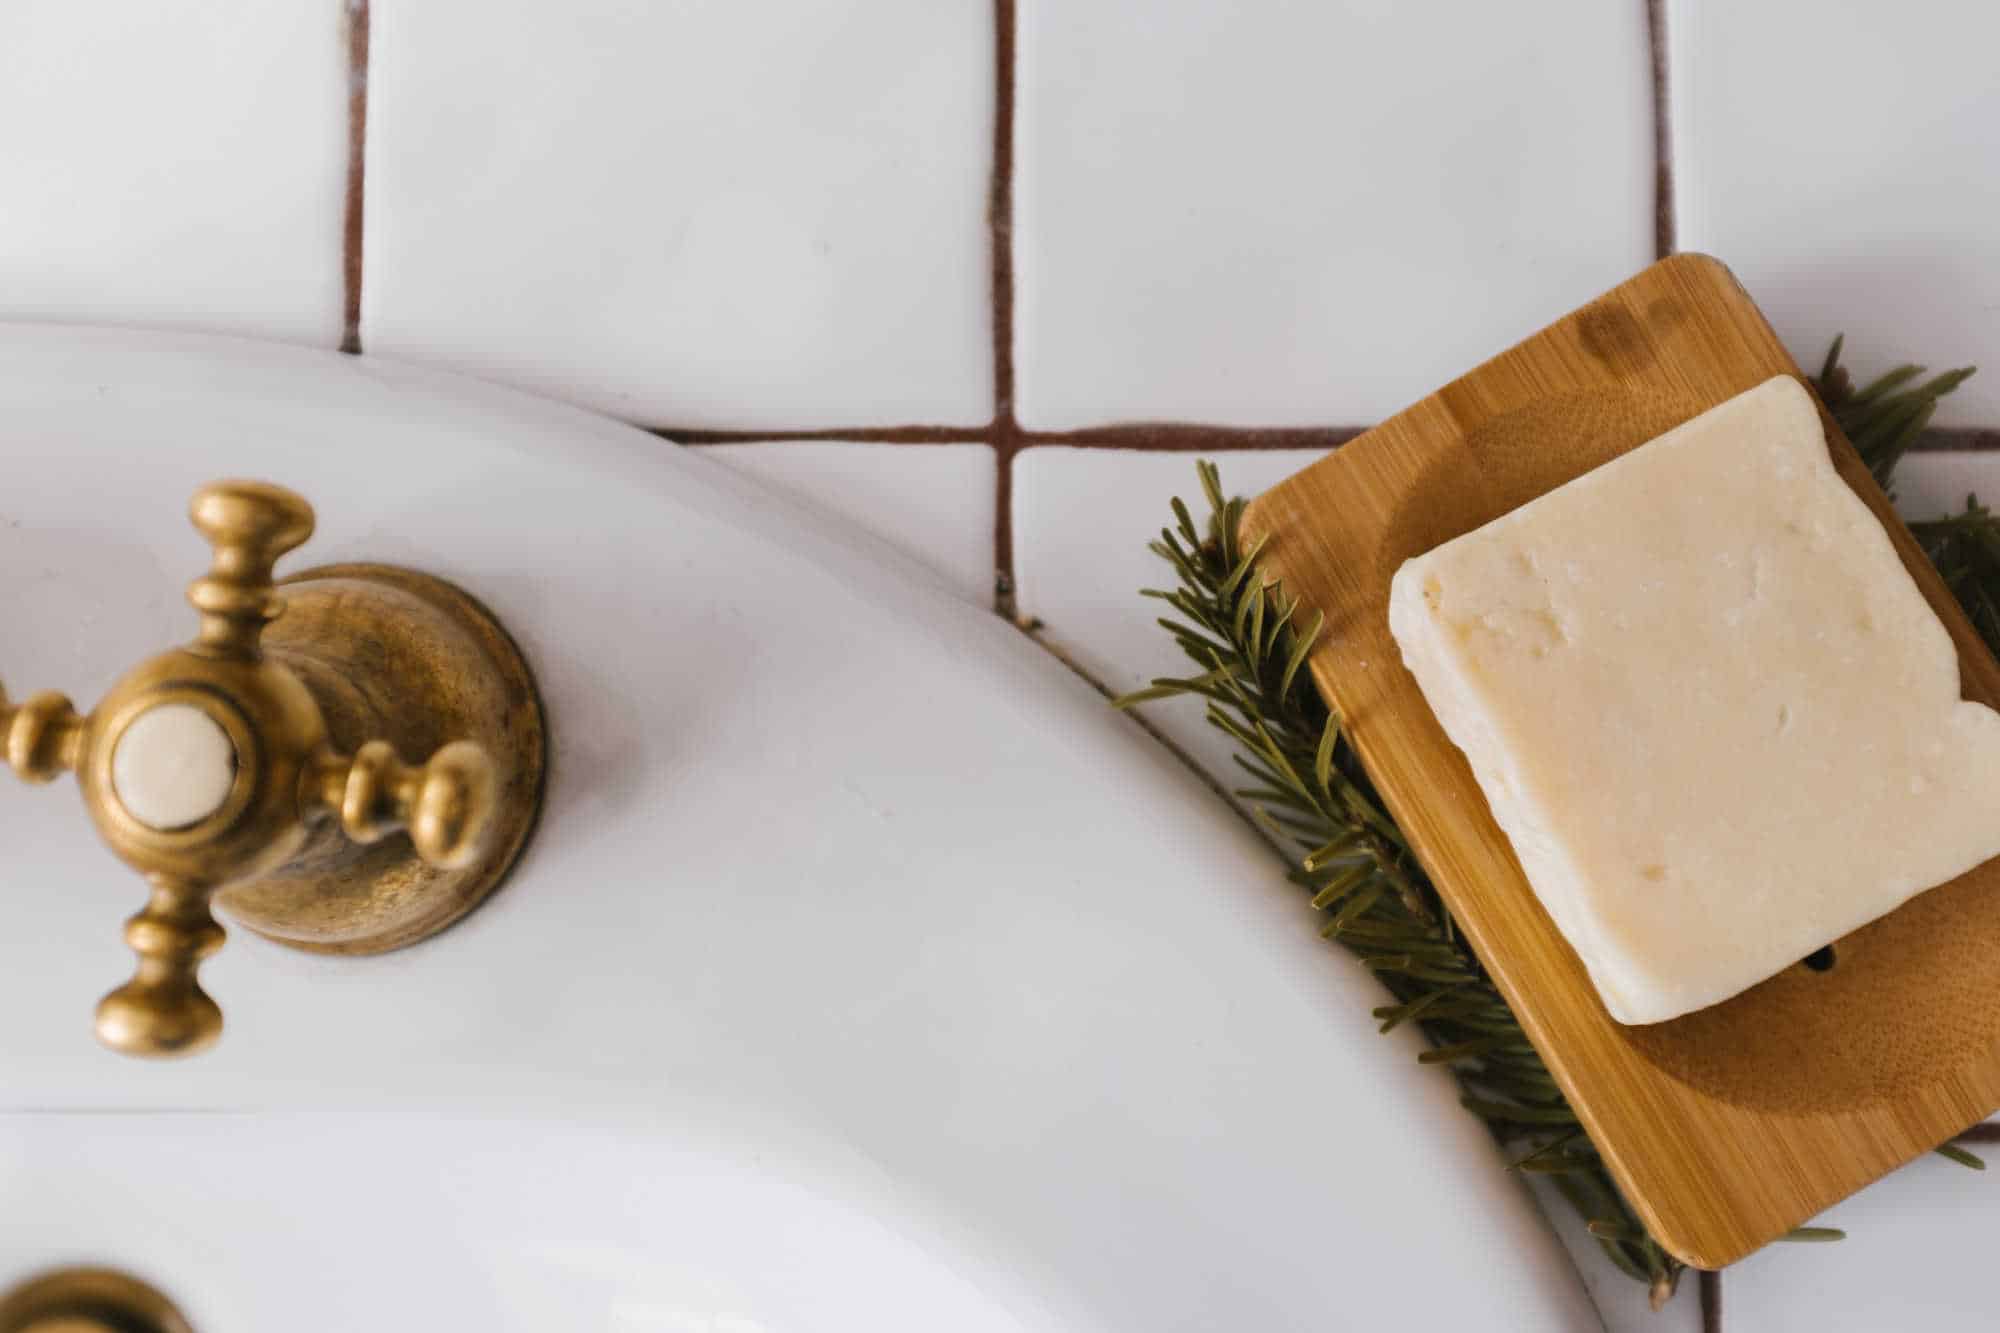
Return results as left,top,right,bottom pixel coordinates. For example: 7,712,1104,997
0,1,348,346
1012,447,1331,797
362,0,993,430
1015,0,1655,430
1672,0,2000,427
1725,1147,1999,1332
703,442,996,603
1891,452,2000,521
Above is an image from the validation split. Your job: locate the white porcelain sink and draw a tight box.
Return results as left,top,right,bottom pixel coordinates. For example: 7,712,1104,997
0,327,1594,1330
3,1114,1049,1330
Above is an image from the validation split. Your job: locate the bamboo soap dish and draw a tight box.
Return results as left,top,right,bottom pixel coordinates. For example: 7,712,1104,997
1240,253,2000,1268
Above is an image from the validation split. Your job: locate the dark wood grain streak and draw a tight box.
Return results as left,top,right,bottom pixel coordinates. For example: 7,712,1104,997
1020,424,1363,453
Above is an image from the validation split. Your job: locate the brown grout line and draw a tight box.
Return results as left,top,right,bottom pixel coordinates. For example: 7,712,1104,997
989,0,1022,619
340,0,371,355
652,422,1377,452
1646,0,1675,258
643,0,1998,632
665,0,1029,609
1907,427,2000,453
990,0,1019,432
1699,1269,1723,1333
1020,423,1364,453
995,447,1019,617
656,425,997,446
651,417,2000,453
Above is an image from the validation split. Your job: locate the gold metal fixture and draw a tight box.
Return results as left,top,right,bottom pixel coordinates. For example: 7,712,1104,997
0,481,545,1059
0,1266,195,1333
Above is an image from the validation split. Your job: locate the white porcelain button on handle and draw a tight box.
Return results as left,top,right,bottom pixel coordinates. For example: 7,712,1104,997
111,703,237,830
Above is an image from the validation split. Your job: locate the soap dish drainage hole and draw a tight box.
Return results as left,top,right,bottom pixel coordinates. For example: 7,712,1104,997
1801,945,1837,973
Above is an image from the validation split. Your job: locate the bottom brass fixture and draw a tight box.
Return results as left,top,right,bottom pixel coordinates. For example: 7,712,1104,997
0,1266,195,1333
0,481,548,1056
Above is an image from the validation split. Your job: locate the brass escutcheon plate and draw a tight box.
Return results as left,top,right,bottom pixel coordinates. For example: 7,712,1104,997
0,1266,196,1333
215,563,548,955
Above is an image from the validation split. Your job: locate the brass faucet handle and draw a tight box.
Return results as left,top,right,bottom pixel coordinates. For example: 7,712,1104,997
310,739,499,870
4,680,222,1059
186,480,316,657
94,874,225,1058
81,481,315,1057
2,478,544,1059
0,683,85,784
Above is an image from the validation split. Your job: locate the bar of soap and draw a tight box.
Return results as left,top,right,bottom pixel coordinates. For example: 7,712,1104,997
1388,376,2000,1024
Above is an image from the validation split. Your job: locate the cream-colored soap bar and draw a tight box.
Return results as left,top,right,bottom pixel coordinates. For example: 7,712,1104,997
1388,376,2000,1024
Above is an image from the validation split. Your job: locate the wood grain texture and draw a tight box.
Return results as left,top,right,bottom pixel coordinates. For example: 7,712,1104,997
1240,254,2000,1268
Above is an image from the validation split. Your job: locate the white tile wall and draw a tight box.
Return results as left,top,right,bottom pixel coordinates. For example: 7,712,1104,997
1014,0,1656,430
703,442,997,603
0,0,348,346
1891,452,2000,520
1726,1148,1997,1333
360,0,995,431
1671,0,2000,426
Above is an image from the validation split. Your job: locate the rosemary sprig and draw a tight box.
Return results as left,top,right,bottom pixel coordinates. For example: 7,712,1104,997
1818,334,1977,492
1117,344,1985,1307
1912,497,2000,654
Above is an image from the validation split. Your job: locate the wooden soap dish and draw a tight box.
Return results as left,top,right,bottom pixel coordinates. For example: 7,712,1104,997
1241,253,2000,1268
